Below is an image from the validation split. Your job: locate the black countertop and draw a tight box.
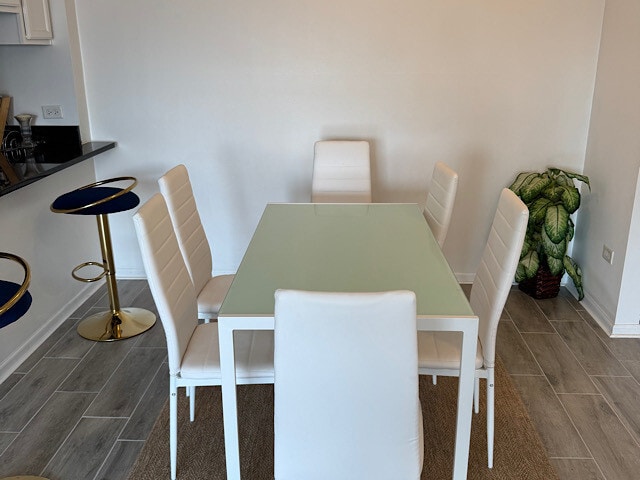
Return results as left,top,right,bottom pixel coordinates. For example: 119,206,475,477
0,125,116,197
0,141,116,197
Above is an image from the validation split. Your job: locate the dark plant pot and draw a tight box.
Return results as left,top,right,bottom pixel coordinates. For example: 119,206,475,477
518,264,563,299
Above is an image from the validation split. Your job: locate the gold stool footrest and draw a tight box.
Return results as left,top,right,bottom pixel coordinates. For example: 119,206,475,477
77,307,156,341
71,261,107,283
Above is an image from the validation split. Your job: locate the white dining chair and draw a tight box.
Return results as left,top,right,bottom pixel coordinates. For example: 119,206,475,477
133,194,274,480
158,164,234,324
273,289,423,480
311,140,372,203
418,188,528,468
423,161,459,248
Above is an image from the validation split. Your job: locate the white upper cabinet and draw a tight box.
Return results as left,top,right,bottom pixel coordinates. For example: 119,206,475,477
22,0,52,40
0,0,52,45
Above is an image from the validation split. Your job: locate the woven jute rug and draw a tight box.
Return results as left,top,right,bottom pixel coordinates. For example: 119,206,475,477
128,357,557,479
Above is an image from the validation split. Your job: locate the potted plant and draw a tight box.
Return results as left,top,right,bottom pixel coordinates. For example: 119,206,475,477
508,168,590,300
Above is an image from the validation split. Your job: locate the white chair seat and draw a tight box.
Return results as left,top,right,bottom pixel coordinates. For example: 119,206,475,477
197,274,235,318
180,323,274,380
417,331,484,370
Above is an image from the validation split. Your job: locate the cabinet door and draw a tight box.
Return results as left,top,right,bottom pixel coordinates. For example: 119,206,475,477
22,0,52,40
0,0,20,7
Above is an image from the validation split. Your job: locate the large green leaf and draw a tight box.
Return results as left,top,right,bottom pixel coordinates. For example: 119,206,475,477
560,186,581,213
566,218,575,243
521,176,552,203
529,197,553,225
542,228,566,259
549,168,591,190
564,255,584,300
543,185,564,202
520,236,531,258
546,256,564,275
515,263,527,282
553,173,572,187
519,250,539,279
509,172,539,195
545,204,569,243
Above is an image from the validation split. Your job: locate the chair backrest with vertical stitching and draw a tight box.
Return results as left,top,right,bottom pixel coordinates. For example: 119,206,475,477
133,193,199,375
471,188,528,368
273,289,422,480
423,162,459,247
311,140,372,203
158,165,213,294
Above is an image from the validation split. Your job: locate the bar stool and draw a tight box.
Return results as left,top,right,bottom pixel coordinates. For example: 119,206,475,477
0,258,48,480
50,176,156,341
0,252,32,329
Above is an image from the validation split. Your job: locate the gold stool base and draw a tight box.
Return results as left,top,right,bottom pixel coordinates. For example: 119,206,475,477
77,307,156,341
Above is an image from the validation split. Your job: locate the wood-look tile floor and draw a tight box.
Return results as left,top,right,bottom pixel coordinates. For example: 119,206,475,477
1,280,640,479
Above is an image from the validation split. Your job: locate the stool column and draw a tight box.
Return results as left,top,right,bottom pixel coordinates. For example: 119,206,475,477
96,213,121,316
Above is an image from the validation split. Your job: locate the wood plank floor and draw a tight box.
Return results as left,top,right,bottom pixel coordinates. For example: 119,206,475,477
1,280,640,479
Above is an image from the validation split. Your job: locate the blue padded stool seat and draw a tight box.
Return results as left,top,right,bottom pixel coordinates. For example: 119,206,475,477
0,280,32,329
51,186,140,216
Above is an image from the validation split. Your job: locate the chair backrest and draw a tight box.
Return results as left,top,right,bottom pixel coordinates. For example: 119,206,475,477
273,289,422,480
471,188,528,368
311,140,372,203
158,164,212,294
423,162,459,247
133,193,199,376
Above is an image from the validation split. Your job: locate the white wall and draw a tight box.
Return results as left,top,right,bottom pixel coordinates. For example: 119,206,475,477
576,0,640,335
0,1,99,379
74,0,605,280
0,162,101,381
0,0,79,126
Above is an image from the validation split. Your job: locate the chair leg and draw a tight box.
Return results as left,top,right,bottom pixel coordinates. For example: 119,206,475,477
474,376,480,414
432,375,437,385
190,386,196,422
487,368,495,468
170,378,178,480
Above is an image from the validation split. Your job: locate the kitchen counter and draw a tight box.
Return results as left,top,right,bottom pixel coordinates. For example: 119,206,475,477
0,125,116,197
0,141,116,197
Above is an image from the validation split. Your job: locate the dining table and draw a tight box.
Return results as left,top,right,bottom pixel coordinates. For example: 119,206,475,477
218,202,479,480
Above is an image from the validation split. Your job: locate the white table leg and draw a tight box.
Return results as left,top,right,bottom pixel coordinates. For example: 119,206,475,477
219,320,241,479
452,320,479,480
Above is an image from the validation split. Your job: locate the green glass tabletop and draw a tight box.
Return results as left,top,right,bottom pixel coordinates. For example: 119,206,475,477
219,203,473,318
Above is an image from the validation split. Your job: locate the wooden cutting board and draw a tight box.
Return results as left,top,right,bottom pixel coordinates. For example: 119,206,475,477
0,95,20,185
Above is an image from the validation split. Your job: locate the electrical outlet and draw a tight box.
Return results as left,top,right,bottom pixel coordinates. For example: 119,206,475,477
602,245,614,264
42,105,63,119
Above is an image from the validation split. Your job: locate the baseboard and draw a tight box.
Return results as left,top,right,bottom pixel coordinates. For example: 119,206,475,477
457,273,632,338
610,323,640,337
115,267,147,279
567,286,640,337
0,282,102,385
575,289,614,335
